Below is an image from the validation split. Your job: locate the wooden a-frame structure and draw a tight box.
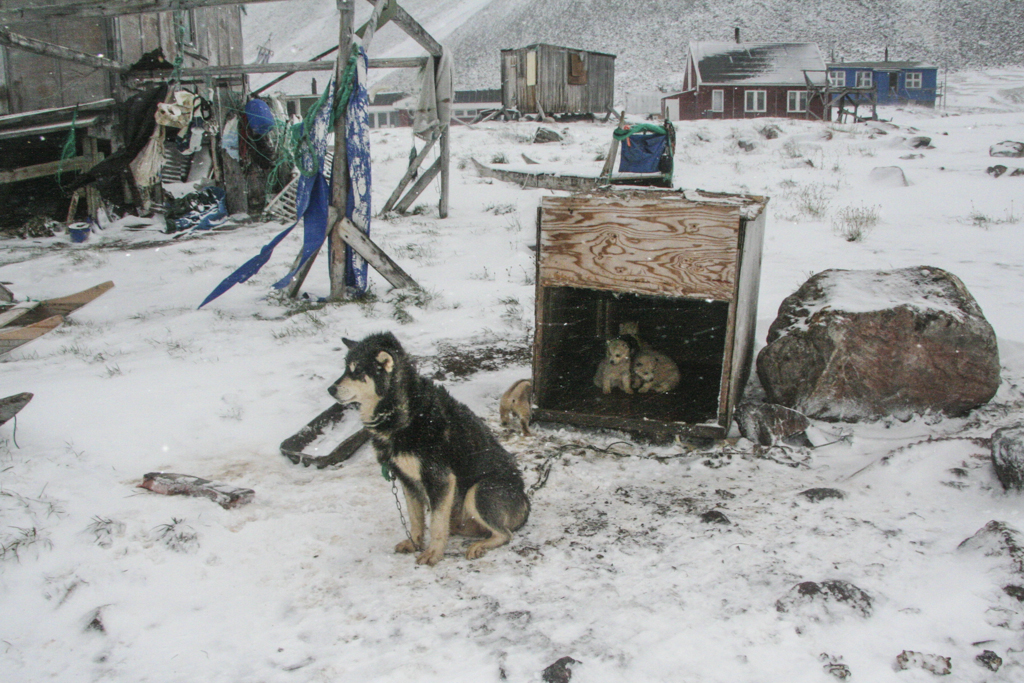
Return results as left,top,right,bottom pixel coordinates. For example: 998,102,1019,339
0,0,447,300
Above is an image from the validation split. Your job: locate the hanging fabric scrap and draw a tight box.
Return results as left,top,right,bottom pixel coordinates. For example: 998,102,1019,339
341,46,371,293
198,81,335,308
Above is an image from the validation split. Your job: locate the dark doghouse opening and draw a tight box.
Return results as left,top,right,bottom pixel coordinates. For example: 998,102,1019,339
536,286,729,425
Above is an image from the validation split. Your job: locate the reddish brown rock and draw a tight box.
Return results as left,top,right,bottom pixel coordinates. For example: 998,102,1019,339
756,266,999,421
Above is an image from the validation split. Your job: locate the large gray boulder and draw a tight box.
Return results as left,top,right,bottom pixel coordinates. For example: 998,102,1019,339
756,266,1000,421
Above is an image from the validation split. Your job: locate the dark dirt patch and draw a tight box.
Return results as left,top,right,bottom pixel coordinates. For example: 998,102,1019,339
423,339,531,381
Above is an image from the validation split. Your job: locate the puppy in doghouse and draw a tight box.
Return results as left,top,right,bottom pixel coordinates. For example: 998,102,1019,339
593,337,635,394
499,379,532,435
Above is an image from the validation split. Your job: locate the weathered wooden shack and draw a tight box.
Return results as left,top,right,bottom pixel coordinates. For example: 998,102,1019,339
0,2,244,224
532,188,768,440
500,43,615,117
663,41,828,121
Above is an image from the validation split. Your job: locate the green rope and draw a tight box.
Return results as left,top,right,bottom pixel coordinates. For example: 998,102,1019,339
56,106,79,189
264,44,361,193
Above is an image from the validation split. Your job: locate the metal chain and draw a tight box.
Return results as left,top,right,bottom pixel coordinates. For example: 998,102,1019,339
390,475,416,548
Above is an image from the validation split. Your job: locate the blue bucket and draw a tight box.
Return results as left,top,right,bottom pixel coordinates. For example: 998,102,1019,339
68,223,91,243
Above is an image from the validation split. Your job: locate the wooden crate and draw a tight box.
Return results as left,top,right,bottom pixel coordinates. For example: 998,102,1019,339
532,188,768,440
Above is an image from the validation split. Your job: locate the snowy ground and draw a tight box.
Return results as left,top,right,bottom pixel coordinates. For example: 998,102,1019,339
3,71,1024,683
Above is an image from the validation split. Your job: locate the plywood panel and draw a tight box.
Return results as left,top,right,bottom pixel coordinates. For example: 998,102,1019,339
539,195,741,301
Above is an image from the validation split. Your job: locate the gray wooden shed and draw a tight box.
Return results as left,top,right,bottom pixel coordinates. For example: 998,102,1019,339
500,43,615,117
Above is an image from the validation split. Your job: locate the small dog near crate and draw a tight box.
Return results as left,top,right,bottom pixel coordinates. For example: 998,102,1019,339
499,379,532,435
328,332,530,565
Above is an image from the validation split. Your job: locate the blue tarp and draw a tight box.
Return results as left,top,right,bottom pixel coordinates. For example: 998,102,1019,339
618,133,668,174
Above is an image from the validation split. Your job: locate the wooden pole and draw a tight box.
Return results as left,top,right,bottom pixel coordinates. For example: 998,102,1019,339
327,0,355,301
0,27,126,72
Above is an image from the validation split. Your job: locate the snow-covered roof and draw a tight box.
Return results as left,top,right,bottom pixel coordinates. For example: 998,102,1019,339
828,61,937,70
691,42,827,87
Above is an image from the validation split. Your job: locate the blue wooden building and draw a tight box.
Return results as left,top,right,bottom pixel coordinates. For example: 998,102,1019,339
826,60,939,108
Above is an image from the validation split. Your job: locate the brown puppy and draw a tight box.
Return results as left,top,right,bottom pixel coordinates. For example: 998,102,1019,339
499,379,532,436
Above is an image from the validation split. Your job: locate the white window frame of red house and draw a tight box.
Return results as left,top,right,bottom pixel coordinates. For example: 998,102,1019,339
787,90,808,113
856,70,873,88
828,70,846,88
744,90,766,113
711,89,724,112
905,71,922,89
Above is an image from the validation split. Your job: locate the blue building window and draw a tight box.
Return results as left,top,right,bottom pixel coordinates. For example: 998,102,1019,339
856,71,873,88
905,72,922,89
828,70,846,88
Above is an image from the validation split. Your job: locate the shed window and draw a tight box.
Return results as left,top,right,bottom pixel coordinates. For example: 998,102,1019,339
711,89,724,112
526,51,537,87
856,71,873,88
787,90,808,113
744,90,766,113
568,52,588,86
828,70,846,88
905,71,922,89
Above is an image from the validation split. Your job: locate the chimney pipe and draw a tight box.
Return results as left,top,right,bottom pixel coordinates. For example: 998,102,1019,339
884,46,889,62
735,27,741,43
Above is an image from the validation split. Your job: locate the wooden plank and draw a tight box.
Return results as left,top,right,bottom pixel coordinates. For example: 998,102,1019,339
439,125,449,218
0,392,33,426
470,158,602,193
538,195,742,301
725,211,767,424
0,315,63,355
389,3,442,57
380,131,438,214
531,407,726,441
0,117,99,141
0,302,40,329
0,27,126,71
393,157,440,214
0,0,286,22
155,57,427,79
332,215,418,290
0,98,113,128
33,280,114,318
0,155,97,184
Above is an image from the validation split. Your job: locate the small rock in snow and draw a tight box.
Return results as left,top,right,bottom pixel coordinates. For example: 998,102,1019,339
776,579,873,619
542,656,579,683
975,649,1002,672
801,488,846,502
989,140,1024,157
958,520,1024,575
894,650,951,675
700,510,731,525
987,164,1008,177
991,426,1024,491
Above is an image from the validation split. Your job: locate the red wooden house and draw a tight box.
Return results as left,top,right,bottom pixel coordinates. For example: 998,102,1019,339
663,41,828,121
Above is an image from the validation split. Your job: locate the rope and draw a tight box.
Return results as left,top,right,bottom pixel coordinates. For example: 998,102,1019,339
55,106,79,190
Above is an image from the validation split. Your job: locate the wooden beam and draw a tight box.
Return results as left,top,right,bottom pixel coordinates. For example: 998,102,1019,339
438,125,449,218
152,56,427,79
327,0,355,300
0,117,99,141
394,157,441,214
389,3,442,57
380,131,438,214
0,0,286,22
333,216,418,290
0,28,126,72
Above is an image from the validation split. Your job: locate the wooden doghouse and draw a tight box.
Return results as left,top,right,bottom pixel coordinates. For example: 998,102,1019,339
532,188,768,440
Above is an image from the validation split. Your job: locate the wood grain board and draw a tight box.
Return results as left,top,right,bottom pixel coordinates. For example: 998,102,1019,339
540,195,742,301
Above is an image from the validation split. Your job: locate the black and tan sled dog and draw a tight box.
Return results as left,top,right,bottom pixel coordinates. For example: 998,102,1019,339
329,332,530,565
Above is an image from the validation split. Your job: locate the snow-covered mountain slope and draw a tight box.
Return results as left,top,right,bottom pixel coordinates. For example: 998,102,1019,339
243,0,1024,97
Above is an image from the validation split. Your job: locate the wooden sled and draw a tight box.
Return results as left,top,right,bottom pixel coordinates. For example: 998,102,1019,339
280,402,371,469
0,315,64,355
0,281,114,356
0,392,33,426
